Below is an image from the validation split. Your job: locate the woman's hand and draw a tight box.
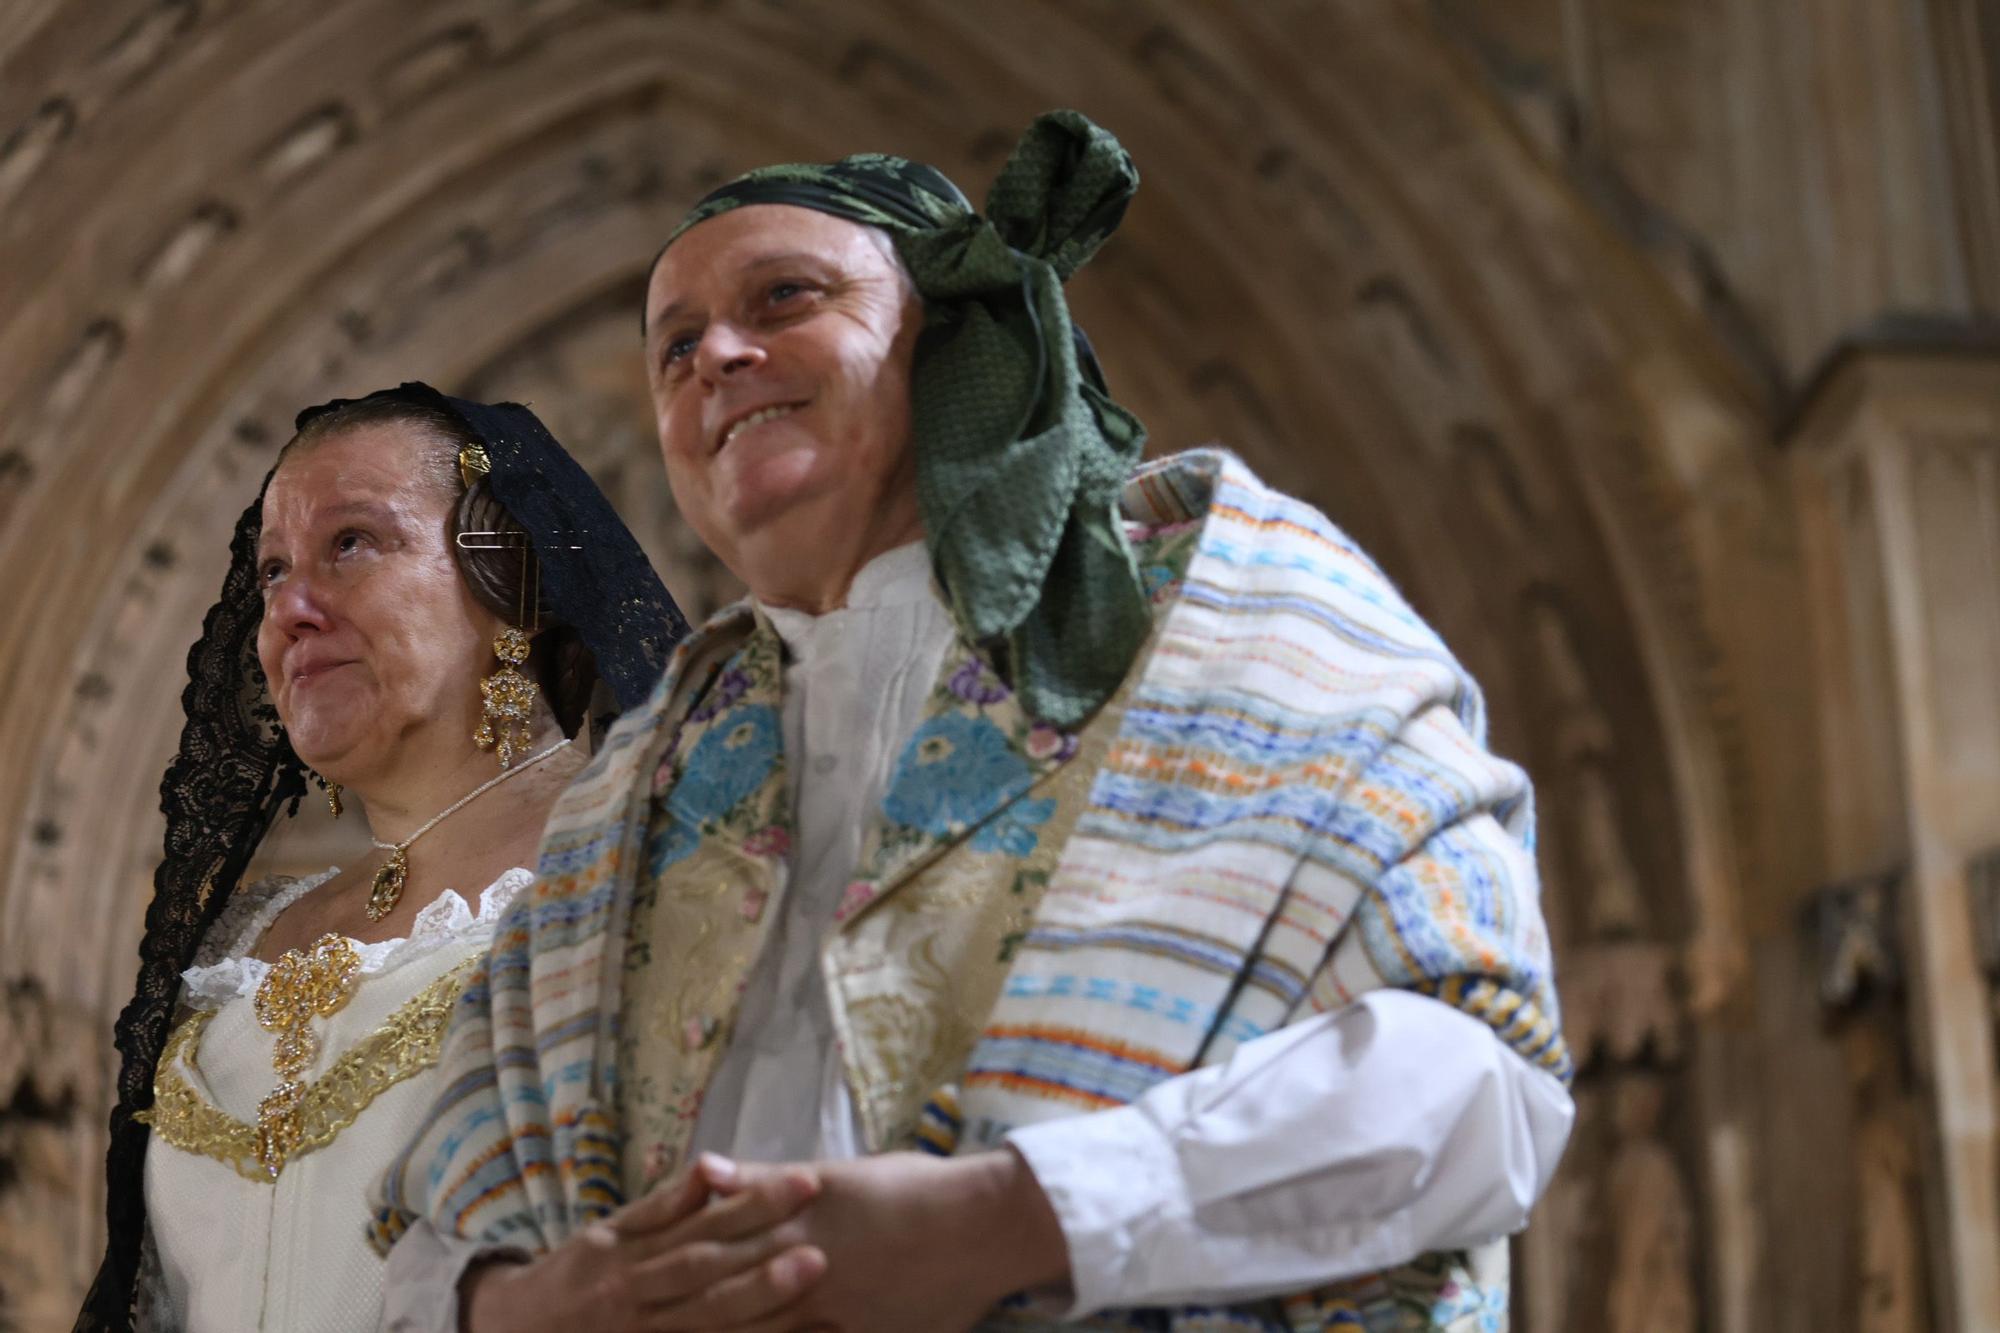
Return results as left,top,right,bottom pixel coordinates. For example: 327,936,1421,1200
458,1157,828,1333
663,1150,1073,1333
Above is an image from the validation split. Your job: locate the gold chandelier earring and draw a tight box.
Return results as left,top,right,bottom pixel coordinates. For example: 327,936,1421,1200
473,509,540,770
474,626,537,768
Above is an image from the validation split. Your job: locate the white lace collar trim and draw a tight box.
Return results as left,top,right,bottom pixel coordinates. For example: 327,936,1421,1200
179,866,533,1007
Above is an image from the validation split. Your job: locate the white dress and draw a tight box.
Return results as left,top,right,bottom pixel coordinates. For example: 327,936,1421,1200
140,866,530,1332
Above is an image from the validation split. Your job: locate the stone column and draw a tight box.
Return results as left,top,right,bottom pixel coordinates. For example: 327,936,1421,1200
1792,346,2000,1333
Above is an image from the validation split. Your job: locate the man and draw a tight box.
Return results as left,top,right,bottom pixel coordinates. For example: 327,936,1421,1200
378,111,1573,1332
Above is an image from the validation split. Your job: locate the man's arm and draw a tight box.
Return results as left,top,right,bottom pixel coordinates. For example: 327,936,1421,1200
1006,988,1572,1314
679,1010,1568,1333
991,676,1575,1312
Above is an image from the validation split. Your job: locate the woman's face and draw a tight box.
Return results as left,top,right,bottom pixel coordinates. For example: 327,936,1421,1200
254,424,502,782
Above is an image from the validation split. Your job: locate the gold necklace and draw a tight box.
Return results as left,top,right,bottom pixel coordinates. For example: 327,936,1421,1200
363,736,572,921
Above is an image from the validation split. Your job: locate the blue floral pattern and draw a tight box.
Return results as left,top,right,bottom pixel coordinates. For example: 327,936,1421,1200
677,707,781,820
650,703,782,871
645,817,700,875
1140,562,1180,599
884,712,1035,838
970,797,1056,856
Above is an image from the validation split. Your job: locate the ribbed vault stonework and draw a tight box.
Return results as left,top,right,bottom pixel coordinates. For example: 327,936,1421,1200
2,3,1994,1330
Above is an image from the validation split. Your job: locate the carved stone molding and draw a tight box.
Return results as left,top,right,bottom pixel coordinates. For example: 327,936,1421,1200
1808,869,1905,1011
1561,941,1683,1074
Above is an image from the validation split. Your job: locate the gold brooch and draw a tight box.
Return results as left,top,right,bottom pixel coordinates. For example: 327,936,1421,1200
251,933,361,1177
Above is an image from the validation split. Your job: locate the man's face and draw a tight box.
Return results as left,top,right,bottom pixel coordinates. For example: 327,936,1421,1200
642,205,925,601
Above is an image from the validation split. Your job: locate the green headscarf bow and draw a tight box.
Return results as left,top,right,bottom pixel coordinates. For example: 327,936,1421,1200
664,110,1149,727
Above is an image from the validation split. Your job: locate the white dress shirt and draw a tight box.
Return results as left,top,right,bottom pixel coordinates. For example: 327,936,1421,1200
383,542,1573,1326
686,541,953,1166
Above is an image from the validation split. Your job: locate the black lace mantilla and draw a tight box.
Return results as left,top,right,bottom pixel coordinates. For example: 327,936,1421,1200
76,385,687,1330
75,479,305,1332
439,389,688,712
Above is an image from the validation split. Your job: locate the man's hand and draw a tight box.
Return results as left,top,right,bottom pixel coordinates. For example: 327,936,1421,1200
457,1157,828,1333
672,1150,1073,1333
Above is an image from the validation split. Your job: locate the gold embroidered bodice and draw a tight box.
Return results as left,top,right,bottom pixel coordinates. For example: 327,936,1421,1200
144,957,473,1182
138,867,532,1331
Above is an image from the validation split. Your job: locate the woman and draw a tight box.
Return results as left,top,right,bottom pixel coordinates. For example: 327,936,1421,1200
74,383,688,1331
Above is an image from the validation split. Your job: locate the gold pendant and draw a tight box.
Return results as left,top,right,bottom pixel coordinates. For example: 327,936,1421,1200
327,782,343,819
251,933,360,1177
366,846,408,922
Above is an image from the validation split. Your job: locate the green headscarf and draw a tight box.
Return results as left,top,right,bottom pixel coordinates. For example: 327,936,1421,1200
662,110,1149,727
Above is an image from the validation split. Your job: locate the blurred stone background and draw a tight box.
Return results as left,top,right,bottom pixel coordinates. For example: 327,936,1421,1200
2,1,1997,1329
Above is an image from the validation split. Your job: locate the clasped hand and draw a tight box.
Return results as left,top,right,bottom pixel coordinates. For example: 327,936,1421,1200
460,1149,1070,1333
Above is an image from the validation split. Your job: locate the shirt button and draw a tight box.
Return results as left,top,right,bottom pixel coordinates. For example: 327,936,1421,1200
813,754,838,775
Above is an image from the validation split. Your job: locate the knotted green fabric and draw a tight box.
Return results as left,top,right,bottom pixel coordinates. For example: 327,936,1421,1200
664,111,1149,726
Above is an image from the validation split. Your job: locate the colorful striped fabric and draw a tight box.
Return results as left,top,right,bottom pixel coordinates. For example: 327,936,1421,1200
955,456,1563,1160
374,449,1564,1332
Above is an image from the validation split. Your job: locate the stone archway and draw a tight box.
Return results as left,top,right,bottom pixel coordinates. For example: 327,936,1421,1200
0,3,1815,1327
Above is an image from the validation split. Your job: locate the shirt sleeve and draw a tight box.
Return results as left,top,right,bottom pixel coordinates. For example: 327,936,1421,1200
378,1219,528,1333
1004,988,1574,1316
